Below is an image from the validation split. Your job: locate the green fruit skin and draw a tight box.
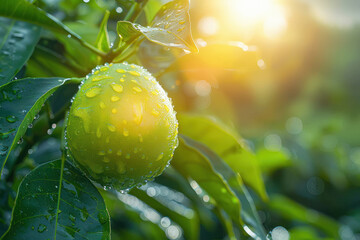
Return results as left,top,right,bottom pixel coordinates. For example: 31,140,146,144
66,63,178,190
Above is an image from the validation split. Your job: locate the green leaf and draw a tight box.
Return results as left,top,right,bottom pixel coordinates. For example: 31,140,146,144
0,0,104,56
0,17,41,85
256,148,291,174
171,137,242,225
0,77,82,177
143,0,163,23
179,135,267,239
116,0,198,53
178,114,268,200
150,0,197,52
95,11,110,53
1,159,110,240
130,184,199,240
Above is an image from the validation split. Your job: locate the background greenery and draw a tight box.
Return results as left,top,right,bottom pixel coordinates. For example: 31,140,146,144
0,0,359,239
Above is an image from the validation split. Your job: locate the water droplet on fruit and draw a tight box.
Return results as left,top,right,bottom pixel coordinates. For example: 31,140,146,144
151,110,159,116
133,103,144,125
85,87,101,98
116,69,126,73
99,101,106,109
133,87,142,93
107,124,116,132
111,83,123,93
156,153,164,161
111,95,120,102
129,71,140,76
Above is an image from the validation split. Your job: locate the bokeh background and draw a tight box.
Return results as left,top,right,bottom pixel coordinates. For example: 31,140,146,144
9,0,360,239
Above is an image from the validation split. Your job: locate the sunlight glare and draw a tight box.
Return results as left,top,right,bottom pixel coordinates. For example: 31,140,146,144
263,6,287,39
228,0,273,24
225,0,288,39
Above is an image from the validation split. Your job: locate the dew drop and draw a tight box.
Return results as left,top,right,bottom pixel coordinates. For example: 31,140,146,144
128,71,140,76
133,103,144,125
111,95,120,102
37,224,47,233
69,214,76,222
156,153,164,161
120,78,125,82
100,66,109,72
92,75,114,82
85,87,101,98
6,115,17,123
130,64,136,69
111,83,123,93
103,157,110,163
151,110,160,116
112,108,117,114
107,124,116,132
80,208,89,222
116,150,122,156
151,90,159,96
125,153,130,159
133,87,142,93
116,69,126,73
99,101,106,109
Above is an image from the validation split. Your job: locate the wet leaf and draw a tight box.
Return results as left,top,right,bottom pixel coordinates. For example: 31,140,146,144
0,0,103,56
131,183,200,240
179,135,267,239
171,137,242,225
0,17,41,85
150,0,197,52
116,0,198,53
1,159,110,239
0,77,82,177
178,115,268,200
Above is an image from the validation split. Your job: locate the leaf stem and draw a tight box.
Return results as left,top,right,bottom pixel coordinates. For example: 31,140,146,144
124,3,138,21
